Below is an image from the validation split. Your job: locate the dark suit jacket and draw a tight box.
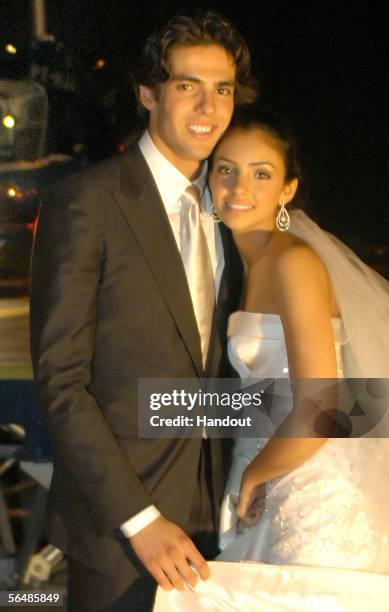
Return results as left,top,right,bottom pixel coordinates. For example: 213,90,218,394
30,142,242,585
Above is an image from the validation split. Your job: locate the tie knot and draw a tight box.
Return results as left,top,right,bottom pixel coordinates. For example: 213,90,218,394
185,184,202,208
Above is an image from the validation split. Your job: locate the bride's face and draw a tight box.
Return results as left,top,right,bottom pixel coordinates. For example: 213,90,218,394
209,127,297,233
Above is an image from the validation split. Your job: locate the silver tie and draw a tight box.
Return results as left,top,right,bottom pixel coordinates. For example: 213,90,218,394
180,185,215,366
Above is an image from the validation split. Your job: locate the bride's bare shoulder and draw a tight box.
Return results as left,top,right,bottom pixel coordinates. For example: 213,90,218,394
273,234,330,292
276,234,325,267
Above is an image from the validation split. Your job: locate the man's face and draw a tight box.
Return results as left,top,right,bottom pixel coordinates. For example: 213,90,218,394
139,44,236,178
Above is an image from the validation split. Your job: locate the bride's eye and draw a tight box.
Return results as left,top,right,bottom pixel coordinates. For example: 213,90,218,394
255,169,271,180
217,165,233,175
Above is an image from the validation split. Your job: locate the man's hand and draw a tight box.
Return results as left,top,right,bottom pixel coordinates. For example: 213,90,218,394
129,516,210,591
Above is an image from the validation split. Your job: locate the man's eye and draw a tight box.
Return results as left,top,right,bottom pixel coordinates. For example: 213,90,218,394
217,87,232,96
177,83,192,91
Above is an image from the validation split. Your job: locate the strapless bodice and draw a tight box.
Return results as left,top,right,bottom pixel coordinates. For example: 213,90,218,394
227,311,348,459
220,312,389,574
228,311,348,380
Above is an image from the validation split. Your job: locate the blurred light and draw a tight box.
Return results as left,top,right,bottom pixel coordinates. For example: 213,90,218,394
6,184,25,200
95,58,106,70
26,221,37,233
118,143,125,153
5,44,17,54
2,114,15,129
73,142,84,154
7,187,17,198
374,247,385,256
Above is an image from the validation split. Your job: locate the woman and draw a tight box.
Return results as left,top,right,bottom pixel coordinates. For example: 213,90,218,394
153,112,389,610
210,109,389,572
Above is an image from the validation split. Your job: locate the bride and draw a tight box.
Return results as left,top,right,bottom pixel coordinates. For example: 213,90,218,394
210,109,389,572
153,110,389,609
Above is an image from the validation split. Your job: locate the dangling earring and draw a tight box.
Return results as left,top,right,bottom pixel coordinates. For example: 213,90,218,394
276,200,290,232
209,203,222,223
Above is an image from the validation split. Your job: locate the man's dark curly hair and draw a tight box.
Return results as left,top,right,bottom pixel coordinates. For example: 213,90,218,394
133,11,258,108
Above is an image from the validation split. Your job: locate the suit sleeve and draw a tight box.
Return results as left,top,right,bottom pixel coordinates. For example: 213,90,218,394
30,170,154,537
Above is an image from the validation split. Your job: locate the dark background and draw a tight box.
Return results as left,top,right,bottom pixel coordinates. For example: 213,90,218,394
1,0,387,245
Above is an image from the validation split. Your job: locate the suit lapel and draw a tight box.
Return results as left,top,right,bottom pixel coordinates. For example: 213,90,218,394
112,144,203,376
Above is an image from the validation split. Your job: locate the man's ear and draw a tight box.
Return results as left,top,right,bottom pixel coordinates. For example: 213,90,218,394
138,85,157,111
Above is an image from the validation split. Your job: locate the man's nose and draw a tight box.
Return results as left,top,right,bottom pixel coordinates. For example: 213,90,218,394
195,89,216,115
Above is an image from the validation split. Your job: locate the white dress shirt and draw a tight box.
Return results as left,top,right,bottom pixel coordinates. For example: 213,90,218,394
121,131,224,538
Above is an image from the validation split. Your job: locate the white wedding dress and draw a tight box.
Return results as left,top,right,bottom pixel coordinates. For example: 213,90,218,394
154,314,389,612
154,211,389,610
218,312,389,574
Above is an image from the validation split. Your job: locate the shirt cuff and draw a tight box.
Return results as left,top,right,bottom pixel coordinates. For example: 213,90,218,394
120,505,161,537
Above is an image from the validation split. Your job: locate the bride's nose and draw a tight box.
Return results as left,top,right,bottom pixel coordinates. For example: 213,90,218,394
233,172,250,196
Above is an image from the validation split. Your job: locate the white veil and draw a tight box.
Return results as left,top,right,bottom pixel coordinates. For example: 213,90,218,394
289,209,389,379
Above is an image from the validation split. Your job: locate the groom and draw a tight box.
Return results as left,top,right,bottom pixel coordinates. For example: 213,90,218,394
30,11,256,611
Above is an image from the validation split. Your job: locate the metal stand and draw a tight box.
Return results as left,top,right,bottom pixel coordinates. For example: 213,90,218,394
16,463,64,587
0,478,16,555
0,428,62,589
0,447,20,587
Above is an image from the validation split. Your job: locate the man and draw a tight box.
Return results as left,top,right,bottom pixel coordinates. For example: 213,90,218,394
30,11,256,611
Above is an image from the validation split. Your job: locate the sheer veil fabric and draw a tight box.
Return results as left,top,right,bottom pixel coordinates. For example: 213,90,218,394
288,210,389,379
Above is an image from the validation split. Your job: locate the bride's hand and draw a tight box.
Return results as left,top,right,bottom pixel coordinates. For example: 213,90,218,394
236,474,267,529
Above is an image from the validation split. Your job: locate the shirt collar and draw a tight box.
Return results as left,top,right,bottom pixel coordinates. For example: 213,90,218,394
192,160,208,197
138,131,208,213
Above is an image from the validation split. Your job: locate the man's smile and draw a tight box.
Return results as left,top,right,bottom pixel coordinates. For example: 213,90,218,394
187,123,216,138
